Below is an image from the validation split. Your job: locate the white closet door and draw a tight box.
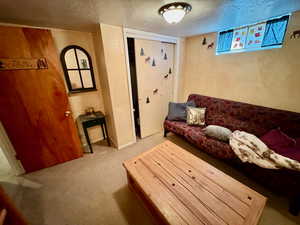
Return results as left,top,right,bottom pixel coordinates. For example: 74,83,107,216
161,42,175,122
134,39,175,138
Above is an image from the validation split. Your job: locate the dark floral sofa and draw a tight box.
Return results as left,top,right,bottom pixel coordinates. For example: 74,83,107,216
164,94,300,215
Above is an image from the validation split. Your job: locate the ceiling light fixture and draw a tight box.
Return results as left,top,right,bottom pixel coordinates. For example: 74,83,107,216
158,2,192,24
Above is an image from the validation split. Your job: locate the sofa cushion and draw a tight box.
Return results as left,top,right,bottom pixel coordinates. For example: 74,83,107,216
260,129,296,151
164,120,203,137
295,138,300,148
261,131,300,162
184,127,236,159
208,114,268,136
164,120,237,159
167,101,196,121
273,146,300,162
203,125,232,142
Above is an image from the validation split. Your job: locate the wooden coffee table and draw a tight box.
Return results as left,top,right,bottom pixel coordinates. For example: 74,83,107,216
123,141,266,225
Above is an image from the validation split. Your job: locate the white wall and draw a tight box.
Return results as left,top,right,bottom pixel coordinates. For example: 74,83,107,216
51,29,106,146
93,24,136,148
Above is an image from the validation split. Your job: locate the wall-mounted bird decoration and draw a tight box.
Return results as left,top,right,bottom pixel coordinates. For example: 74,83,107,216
207,42,214,49
140,48,145,56
291,30,300,39
164,53,167,60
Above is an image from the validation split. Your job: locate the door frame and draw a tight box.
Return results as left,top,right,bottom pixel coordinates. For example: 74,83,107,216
0,122,25,176
123,28,183,142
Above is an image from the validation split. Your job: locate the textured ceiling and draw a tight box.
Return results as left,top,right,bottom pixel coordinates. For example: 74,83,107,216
0,0,300,37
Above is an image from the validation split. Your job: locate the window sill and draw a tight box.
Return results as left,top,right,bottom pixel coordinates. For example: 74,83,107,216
216,44,283,55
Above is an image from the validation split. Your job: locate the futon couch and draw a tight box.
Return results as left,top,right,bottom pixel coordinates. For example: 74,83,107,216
164,94,300,215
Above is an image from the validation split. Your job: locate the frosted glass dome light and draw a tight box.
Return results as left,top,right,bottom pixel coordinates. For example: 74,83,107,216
158,2,192,24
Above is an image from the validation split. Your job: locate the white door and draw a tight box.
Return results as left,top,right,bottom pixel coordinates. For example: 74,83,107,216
134,39,175,138
0,122,25,175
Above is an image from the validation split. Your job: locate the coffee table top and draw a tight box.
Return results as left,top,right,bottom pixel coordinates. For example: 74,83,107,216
123,141,266,225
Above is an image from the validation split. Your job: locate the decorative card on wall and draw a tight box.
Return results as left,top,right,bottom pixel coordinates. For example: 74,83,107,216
245,22,266,49
231,27,248,50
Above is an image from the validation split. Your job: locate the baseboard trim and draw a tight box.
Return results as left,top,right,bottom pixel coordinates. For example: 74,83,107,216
88,136,136,150
117,140,136,150
91,137,104,144
108,136,117,148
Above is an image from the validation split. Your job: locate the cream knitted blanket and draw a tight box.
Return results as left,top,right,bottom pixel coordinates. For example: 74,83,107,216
229,130,300,171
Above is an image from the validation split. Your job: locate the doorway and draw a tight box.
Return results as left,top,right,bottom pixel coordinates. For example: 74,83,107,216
0,122,25,177
0,148,12,178
126,37,175,138
127,38,141,138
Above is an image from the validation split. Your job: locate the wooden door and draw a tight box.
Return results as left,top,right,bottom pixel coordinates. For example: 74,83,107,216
0,26,83,173
134,39,174,138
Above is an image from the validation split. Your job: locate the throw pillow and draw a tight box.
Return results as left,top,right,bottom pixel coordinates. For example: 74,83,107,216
167,101,196,121
260,128,296,150
271,146,300,162
203,125,232,142
186,106,206,126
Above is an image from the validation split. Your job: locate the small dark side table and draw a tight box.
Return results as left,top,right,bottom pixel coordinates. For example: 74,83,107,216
78,111,110,153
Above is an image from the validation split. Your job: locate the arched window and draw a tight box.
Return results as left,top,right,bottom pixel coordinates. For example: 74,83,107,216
60,45,96,93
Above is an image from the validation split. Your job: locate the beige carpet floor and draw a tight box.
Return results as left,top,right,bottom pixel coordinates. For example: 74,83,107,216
1,133,300,225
